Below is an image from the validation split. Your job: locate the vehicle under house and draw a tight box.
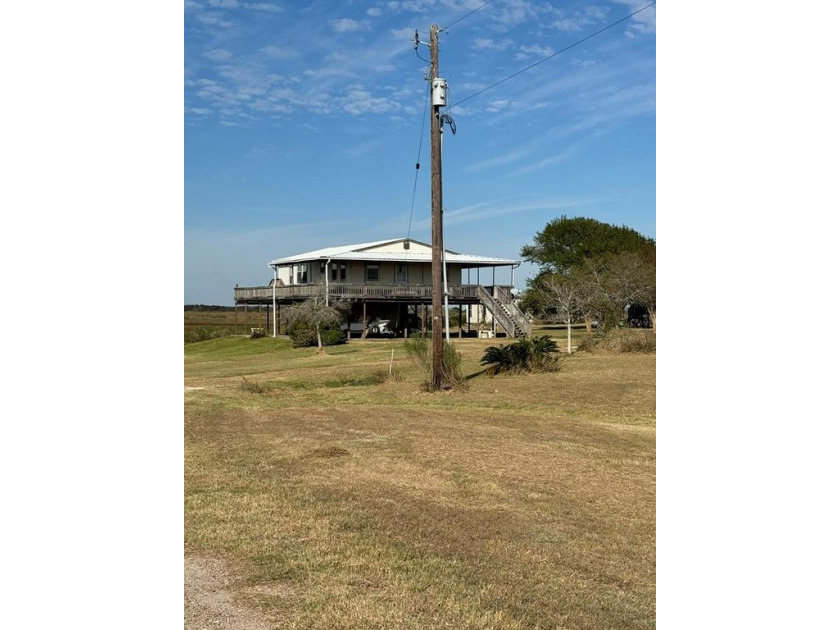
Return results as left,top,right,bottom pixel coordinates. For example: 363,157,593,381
233,238,531,338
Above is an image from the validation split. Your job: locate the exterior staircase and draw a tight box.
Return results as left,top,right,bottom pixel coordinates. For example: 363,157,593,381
475,285,532,338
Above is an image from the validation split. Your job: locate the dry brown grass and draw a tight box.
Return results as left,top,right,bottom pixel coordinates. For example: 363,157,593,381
185,334,655,629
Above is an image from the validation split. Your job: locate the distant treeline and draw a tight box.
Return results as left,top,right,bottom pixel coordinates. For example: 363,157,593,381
185,305,236,311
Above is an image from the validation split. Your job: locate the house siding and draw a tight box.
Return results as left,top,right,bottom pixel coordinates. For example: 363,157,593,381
275,260,464,288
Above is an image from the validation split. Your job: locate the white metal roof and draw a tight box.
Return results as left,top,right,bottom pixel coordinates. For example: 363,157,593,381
268,238,519,267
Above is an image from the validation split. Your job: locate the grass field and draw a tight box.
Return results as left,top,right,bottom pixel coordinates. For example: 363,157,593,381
185,331,655,629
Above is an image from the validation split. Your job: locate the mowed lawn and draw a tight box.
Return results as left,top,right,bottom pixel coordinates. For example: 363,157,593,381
185,335,656,629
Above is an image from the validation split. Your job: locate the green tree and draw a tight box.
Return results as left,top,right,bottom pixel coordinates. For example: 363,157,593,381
521,215,654,274
522,216,655,333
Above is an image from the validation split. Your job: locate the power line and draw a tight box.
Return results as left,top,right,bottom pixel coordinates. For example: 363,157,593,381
451,1,656,108
442,0,496,31
406,89,428,242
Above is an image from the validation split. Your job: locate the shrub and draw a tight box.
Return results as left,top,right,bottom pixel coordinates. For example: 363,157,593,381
288,319,346,349
598,329,656,353
575,334,599,353
371,366,405,384
574,329,655,353
184,327,231,343
404,334,464,391
481,335,560,376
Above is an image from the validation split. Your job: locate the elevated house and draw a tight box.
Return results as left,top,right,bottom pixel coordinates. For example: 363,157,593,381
233,238,531,338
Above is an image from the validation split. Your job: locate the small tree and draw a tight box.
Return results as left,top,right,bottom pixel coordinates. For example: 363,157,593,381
534,271,587,354
280,294,349,353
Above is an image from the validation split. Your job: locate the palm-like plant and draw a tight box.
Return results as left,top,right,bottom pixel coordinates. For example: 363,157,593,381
480,336,560,376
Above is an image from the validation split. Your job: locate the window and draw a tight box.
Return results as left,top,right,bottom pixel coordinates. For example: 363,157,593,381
296,264,308,284
331,263,346,281
366,263,379,281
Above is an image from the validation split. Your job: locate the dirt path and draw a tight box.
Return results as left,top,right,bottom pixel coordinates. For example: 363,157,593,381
184,556,274,630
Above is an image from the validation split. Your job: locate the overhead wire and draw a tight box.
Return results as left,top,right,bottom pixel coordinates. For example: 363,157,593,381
441,0,496,31
451,1,656,109
405,88,428,242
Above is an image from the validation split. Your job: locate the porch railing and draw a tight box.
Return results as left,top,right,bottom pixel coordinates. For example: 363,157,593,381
234,283,494,302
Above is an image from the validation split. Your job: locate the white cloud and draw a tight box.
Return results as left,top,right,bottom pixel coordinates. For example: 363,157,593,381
467,148,533,171
244,3,282,11
552,18,584,32
485,0,538,26
520,44,554,57
208,0,239,7
431,198,585,229
303,67,354,79
510,149,576,176
473,38,495,50
612,0,656,34
342,86,399,115
390,0,437,13
367,7,383,17
261,45,298,59
203,49,233,62
187,107,212,115
330,18,370,33
196,12,234,28
485,99,511,113
391,27,416,41
586,6,609,20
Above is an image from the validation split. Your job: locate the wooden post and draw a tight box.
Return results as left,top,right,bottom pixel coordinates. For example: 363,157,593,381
429,23,443,390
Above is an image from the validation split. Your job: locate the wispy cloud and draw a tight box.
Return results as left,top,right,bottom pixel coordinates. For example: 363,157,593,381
472,37,513,51
414,197,597,229
466,146,533,171
203,48,234,62
613,0,656,35
195,11,234,28
514,44,554,61
485,99,511,113
550,4,610,32
330,18,370,33
208,0,239,8
261,45,298,59
244,3,282,12
510,147,576,176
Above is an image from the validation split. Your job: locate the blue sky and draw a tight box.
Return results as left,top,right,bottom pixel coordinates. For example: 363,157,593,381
185,0,655,304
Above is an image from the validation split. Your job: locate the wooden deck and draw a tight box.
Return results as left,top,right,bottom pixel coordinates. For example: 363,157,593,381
234,283,496,305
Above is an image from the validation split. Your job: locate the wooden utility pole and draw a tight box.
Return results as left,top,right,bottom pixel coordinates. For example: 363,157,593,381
429,24,444,391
